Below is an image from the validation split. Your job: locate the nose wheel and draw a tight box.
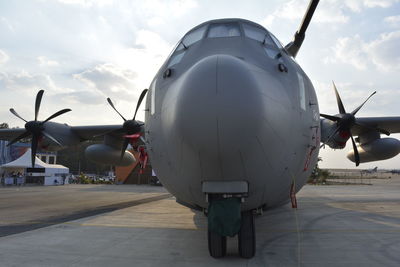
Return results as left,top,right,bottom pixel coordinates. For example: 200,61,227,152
208,230,227,258
207,210,256,258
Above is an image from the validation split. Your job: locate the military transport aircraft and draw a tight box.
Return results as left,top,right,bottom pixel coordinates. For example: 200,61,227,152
1,0,400,259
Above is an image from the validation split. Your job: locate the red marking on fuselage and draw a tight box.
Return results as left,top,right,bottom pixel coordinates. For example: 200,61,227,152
290,182,297,208
124,133,141,147
138,146,148,174
339,130,350,139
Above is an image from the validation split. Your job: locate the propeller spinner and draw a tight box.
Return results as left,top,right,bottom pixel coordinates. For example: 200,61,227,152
8,90,71,168
320,82,389,166
106,89,148,160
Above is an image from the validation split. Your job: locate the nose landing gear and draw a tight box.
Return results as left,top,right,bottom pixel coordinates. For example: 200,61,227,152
203,181,254,258
207,199,256,258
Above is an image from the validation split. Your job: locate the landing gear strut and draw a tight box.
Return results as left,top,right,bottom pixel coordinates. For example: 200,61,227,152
238,210,256,258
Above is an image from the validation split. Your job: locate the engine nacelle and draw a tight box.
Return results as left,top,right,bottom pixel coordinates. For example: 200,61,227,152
85,144,135,166
347,138,400,163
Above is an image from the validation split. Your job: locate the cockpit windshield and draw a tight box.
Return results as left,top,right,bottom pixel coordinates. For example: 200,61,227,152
241,22,284,58
165,20,286,69
207,23,241,38
269,33,284,49
242,23,274,46
176,25,208,52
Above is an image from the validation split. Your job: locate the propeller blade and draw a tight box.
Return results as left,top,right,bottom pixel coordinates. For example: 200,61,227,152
320,113,341,122
42,108,72,124
332,81,346,114
351,91,377,116
31,134,39,168
132,89,148,120
42,131,63,147
355,122,390,136
9,108,28,123
120,138,130,161
350,135,360,166
320,126,341,148
7,131,31,146
34,90,44,121
107,98,127,121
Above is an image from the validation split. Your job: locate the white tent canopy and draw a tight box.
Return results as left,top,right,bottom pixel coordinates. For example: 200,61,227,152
1,148,67,170
1,148,69,185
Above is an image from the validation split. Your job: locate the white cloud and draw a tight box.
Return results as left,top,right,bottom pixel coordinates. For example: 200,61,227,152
108,30,173,91
324,31,400,72
0,70,58,91
324,35,369,70
56,0,112,7
262,0,398,27
344,0,398,12
262,0,349,27
0,49,9,64
364,0,398,8
365,31,400,72
37,56,59,67
384,15,400,27
142,0,198,19
50,90,104,105
73,63,138,99
0,17,15,33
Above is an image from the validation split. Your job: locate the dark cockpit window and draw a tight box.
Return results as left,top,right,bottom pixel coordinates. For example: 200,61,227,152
176,25,207,52
270,33,284,49
242,23,273,45
167,51,186,68
207,23,241,38
183,25,207,46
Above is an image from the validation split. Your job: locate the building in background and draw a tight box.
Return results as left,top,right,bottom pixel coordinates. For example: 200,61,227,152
0,141,67,186
0,141,57,166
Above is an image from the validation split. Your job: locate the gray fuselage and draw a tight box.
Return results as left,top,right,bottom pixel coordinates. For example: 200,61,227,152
145,19,320,211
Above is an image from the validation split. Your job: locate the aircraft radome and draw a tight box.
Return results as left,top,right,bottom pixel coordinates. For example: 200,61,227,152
1,0,400,258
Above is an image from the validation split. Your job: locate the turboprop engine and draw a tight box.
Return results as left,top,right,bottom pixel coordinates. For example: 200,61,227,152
85,144,135,166
347,138,400,163
85,89,148,167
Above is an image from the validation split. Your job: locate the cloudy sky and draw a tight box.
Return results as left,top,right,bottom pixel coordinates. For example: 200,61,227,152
0,0,399,169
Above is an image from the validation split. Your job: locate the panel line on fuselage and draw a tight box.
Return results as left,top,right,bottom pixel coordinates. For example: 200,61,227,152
216,117,224,180
255,135,273,170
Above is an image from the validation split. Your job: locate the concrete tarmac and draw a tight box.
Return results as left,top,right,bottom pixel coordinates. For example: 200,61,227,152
0,177,399,267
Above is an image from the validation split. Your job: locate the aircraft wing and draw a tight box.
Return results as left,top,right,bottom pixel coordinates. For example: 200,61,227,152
0,128,26,141
0,125,124,142
351,117,400,136
71,120,145,140
0,122,145,143
70,125,124,140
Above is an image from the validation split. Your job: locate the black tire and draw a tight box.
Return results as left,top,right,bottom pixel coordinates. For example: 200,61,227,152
208,230,227,258
238,210,256,258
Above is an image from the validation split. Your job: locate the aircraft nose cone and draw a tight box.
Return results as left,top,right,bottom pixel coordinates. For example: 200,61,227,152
169,55,265,142
161,54,292,179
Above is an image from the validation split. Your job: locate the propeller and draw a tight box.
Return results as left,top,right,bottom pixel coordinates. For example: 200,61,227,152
105,89,148,160
320,82,389,166
8,90,71,168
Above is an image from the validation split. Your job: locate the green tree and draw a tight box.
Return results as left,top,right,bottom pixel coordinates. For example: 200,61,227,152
308,157,330,184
